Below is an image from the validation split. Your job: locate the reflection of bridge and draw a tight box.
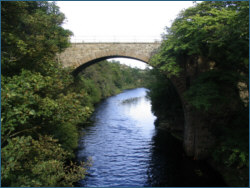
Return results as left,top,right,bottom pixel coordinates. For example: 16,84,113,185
58,42,161,74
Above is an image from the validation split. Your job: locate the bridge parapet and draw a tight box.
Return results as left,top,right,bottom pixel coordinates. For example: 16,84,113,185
70,36,162,43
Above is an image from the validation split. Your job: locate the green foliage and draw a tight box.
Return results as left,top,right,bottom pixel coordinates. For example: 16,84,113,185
1,1,72,76
1,63,92,187
79,60,152,99
184,70,241,112
149,1,249,185
1,135,88,187
212,109,249,169
1,68,92,154
147,69,184,126
1,1,90,186
150,1,249,85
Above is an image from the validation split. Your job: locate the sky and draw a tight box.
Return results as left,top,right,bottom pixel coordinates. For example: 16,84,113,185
57,1,196,69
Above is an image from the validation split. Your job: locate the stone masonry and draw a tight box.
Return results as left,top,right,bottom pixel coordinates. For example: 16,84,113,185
58,42,161,72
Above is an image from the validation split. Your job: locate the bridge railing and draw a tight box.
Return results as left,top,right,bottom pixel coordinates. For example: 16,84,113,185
70,36,162,43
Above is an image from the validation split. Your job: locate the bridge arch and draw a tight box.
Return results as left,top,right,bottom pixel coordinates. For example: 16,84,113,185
72,55,148,75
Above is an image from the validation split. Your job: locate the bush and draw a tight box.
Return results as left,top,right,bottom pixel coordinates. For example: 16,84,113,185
1,135,88,187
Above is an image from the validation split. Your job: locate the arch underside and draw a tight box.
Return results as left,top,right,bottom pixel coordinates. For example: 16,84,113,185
72,55,149,75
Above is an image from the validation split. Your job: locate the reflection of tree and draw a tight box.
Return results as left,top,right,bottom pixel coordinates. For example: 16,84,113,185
121,97,142,105
145,129,183,186
145,128,226,187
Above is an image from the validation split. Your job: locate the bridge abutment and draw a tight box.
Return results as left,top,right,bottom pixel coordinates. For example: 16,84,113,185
183,106,215,159
171,57,216,160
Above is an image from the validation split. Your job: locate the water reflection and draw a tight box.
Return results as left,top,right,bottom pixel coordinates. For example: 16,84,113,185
77,88,156,187
146,129,226,187
121,96,142,104
77,88,226,187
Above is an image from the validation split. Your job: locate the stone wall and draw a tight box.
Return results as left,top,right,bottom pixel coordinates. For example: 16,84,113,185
181,56,217,159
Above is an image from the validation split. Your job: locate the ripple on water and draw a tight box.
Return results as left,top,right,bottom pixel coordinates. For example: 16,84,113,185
77,88,155,187
76,88,226,187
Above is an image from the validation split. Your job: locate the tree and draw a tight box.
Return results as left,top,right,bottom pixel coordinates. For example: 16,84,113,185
1,1,72,76
150,1,249,111
1,2,90,186
149,2,249,185
1,135,88,187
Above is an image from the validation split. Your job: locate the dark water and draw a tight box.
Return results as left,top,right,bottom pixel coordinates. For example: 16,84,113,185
77,88,226,187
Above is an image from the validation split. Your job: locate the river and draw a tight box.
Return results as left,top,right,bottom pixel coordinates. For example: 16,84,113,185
76,88,226,187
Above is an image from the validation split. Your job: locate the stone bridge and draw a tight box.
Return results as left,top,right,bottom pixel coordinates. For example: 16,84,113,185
58,42,160,74
58,42,215,160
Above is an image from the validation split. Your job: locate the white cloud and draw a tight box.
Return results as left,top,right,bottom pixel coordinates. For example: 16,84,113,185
57,1,195,40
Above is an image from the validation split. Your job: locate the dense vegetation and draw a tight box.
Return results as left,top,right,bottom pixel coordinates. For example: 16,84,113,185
1,1,150,186
149,1,249,186
74,60,152,106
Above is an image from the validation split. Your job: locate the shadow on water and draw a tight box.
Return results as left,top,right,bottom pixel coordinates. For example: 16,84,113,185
146,126,227,187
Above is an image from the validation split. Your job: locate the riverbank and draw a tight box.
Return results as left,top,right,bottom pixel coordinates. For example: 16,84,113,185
154,119,227,187
208,158,249,187
155,117,249,187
